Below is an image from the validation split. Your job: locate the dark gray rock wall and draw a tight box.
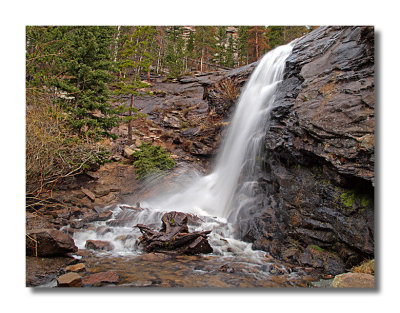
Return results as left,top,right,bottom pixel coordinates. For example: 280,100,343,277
230,26,374,275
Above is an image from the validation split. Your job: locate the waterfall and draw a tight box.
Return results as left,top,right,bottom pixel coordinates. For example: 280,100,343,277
142,42,294,222
71,42,294,256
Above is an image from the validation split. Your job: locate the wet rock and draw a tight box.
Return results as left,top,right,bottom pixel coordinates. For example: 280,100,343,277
85,240,114,251
299,245,344,275
237,26,375,273
97,210,113,221
69,220,85,229
96,226,112,236
65,263,86,273
26,228,78,256
331,272,374,288
82,270,120,286
57,272,83,287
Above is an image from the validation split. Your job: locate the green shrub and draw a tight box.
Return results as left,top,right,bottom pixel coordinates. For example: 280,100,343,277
133,143,176,179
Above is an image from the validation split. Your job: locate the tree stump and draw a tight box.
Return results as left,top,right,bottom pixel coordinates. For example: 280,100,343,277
136,211,213,255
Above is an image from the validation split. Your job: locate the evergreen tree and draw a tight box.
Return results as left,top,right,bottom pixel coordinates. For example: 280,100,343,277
185,30,195,71
113,26,156,144
225,36,235,68
215,26,227,67
247,26,270,62
266,26,310,50
164,26,186,78
193,26,216,72
53,26,119,139
26,26,68,93
236,26,250,66
266,26,284,50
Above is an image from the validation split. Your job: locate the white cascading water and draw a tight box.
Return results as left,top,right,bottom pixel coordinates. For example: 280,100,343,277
72,42,294,259
142,42,294,220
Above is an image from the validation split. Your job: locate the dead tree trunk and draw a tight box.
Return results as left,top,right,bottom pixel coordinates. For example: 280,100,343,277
136,211,213,255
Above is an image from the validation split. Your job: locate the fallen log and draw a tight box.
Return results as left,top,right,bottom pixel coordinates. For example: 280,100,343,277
136,211,213,255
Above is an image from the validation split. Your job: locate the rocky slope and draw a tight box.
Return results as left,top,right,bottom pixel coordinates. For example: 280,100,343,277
229,26,374,274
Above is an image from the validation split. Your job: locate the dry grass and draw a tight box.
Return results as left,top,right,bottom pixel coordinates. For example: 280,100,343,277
351,259,375,275
215,78,240,104
26,93,109,199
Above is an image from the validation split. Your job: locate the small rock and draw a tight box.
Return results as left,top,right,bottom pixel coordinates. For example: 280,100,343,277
123,146,135,158
65,263,86,273
218,264,235,273
97,210,113,221
85,240,114,251
69,220,85,229
81,187,96,202
57,272,82,287
331,272,374,288
83,271,119,286
96,225,112,236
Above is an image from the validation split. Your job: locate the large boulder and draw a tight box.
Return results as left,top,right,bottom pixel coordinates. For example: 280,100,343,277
331,272,374,288
26,228,78,256
236,26,375,272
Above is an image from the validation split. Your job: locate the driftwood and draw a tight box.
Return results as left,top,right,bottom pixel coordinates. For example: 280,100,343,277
136,211,213,255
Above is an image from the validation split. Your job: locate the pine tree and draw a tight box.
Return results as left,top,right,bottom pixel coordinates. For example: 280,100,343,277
193,26,216,72
266,26,284,50
225,36,235,68
164,26,186,78
185,30,195,71
52,26,119,139
236,26,250,66
215,26,227,67
113,26,156,145
26,26,70,94
266,26,310,50
247,26,270,62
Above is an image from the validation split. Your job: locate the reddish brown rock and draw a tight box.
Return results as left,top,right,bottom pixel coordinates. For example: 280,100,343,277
81,187,96,202
65,263,86,273
26,228,78,256
85,240,114,251
97,210,113,221
57,272,82,287
331,272,374,288
83,271,120,286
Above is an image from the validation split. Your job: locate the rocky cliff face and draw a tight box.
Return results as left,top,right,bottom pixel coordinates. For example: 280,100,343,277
210,26,375,275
